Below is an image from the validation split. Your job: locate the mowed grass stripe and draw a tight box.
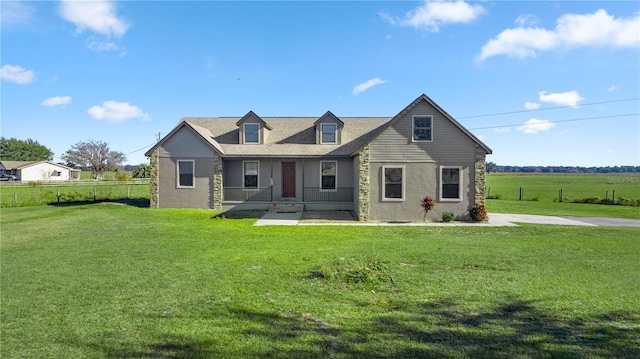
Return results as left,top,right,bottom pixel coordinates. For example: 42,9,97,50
2,204,639,358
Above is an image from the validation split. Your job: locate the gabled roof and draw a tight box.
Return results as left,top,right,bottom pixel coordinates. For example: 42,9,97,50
235,111,273,130
350,93,492,155
146,93,491,158
144,121,224,157
313,111,344,126
0,160,80,171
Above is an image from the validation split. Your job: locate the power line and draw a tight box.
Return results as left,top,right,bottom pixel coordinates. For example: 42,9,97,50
468,113,639,131
457,97,640,120
123,142,156,156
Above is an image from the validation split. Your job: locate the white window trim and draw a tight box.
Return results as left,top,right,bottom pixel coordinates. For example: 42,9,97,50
242,160,260,191
319,161,338,192
176,160,195,188
439,166,463,202
320,123,337,144
382,165,405,201
412,115,433,142
243,123,260,144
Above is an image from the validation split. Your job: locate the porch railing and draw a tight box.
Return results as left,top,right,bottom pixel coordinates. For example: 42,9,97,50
223,186,353,202
224,187,272,202
303,187,353,202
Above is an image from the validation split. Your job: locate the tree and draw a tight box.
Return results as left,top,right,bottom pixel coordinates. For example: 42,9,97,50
0,137,53,161
62,140,126,179
132,164,151,178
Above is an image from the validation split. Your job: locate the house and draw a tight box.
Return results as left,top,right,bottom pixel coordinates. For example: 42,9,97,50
145,94,492,221
0,161,81,182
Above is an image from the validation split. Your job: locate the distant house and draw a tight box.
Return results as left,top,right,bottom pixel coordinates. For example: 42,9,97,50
145,94,492,221
0,161,81,182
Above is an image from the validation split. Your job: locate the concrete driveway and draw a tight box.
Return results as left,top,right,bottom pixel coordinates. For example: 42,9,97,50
255,211,640,227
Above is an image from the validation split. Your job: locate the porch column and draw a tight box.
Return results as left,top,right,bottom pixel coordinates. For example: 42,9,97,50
474,146,487,206
149,148,159,208
212,155,223,210
357,144,370,221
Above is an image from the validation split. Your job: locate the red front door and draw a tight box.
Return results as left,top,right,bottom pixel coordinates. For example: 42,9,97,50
282,162,296,198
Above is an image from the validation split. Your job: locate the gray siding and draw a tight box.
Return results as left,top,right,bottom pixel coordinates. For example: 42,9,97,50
159,126,216,158
369,101,475,163
158,156,215,208
369,162,475,222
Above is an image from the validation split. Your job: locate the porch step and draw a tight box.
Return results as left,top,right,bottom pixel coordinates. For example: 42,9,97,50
269,203,304,213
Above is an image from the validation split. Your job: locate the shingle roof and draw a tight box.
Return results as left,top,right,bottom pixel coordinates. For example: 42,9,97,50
175,116,391,157
145,94,492,158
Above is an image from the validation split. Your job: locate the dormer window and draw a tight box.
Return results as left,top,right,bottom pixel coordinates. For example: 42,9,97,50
321,124,337,144
244,124,259,143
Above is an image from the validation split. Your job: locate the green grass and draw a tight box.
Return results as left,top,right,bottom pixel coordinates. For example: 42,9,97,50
486,174,640,219
0,183,149,208
2,204,639,358
486,174,640,202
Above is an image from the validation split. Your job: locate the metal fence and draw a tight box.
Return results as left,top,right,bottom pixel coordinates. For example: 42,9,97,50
223,187,273,202
303,187,353,202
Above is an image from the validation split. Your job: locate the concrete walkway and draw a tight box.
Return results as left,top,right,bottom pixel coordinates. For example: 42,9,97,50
254,212,637,227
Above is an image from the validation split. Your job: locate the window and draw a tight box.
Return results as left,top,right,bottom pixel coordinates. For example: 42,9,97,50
243,161,259,189
382,166,404,201
244,124,259,143
440,166,462,201
320,161,337,191
177,160,195,188
412,115,432,142
321,123,337,144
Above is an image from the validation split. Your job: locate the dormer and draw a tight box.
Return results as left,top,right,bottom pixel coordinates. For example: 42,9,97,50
314,111,344,145
236,111,272,144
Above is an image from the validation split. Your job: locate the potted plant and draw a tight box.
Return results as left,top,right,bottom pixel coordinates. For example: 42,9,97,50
421,195,436,221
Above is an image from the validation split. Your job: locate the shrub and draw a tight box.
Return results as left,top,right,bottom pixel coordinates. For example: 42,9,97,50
313,255,393,289
421,195,436,220
442,212,455,222
470,204,488,222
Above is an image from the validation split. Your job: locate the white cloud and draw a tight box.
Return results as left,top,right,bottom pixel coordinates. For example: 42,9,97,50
524,101,540,110
42,96,72,107
0,64,35,84
515,14,539,27
382,0,485,32
1,1,36,26
59,0,129,37
607,85,619,92
88,101,149,122
494,126,511,133
477,9,640,61
518,118,555,134
87,39,118,52
538,90,584,107
352,77,388,95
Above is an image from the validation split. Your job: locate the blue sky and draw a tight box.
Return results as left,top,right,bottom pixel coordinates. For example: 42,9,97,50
2,0,639,166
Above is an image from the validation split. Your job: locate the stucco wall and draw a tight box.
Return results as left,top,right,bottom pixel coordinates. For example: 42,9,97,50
368,162,475,222
158,156,215,208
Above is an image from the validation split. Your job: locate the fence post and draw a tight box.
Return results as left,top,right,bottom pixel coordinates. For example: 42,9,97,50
559,189,563,202
519,187,524,201
127,186,130,199
487,187,491,198
57,190,60,203
94,187,97,201
14,192,17,204
612,190,616,205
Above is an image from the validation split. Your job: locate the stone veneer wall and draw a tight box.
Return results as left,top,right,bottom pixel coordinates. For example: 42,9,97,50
357,144,370,221
149,148,159,208
474,146,487,206
212,155,223,210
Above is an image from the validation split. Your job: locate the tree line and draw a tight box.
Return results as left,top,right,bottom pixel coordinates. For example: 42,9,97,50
0,137,149,179
486,162,640,174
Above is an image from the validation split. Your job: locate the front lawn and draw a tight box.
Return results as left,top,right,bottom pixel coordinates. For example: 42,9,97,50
1,204,638,358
